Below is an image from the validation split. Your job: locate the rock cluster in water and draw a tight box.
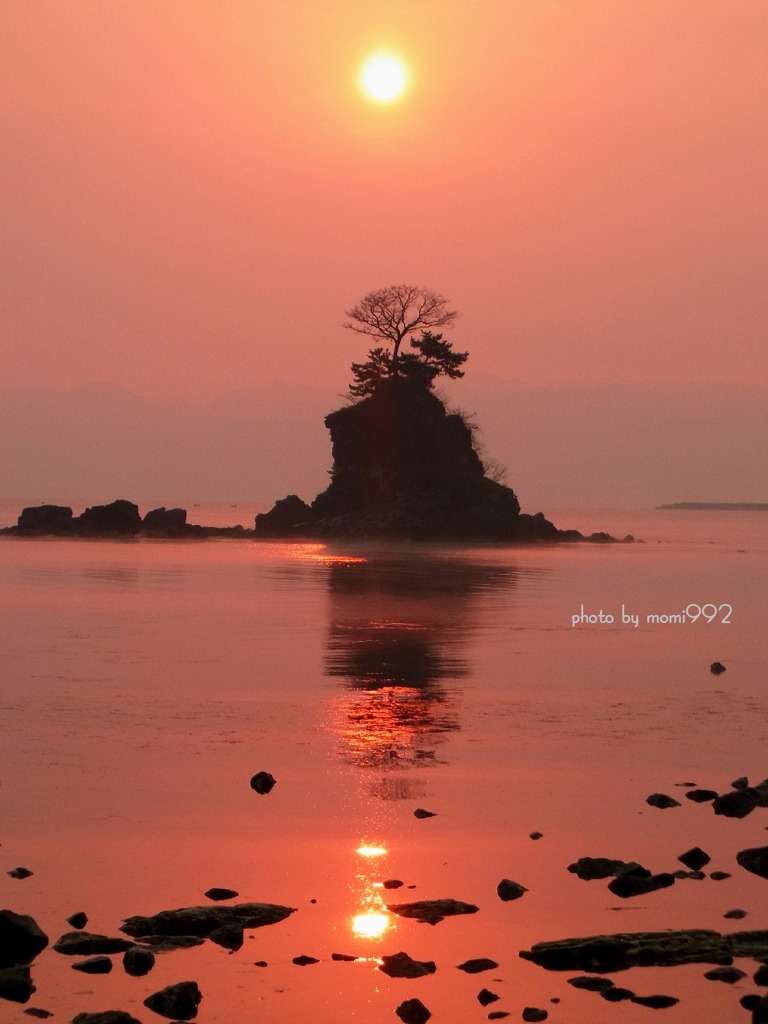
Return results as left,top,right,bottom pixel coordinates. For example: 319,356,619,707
256,378,626,541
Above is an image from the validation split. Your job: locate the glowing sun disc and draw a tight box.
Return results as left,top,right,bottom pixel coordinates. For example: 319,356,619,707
360,54,407,102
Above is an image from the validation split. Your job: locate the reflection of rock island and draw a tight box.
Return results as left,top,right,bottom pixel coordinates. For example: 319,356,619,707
324,552,518,798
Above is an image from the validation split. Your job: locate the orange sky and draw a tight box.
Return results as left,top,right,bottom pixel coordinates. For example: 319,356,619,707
3,0,766,402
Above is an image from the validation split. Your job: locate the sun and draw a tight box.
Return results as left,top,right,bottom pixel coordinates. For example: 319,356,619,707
359,52,408,103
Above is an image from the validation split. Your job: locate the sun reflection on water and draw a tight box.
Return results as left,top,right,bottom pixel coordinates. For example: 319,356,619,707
350,841,393,942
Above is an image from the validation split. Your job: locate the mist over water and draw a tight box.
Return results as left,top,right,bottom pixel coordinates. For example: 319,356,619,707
1,509,767,1022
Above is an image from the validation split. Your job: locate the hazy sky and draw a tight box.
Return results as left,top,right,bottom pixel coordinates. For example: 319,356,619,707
3,0,766,399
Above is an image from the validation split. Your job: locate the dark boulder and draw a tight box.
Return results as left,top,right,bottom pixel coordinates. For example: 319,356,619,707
141,507,187,534
292,954,319,966
607,873,675,898
121,902,295,938
477,988,500,1005
395,998,431,1024
567,858,646,881
646,793,680,809
704,965,747,983
122,946,155,976
53,931,133,955
204,888,239,901
254,495,316,537
71,1014,144,1024
379,951,436,978
72,956,112,974
686,788,718,803
0,911,48,967
249,771,276,794
67,912,88,929
714,787,760,818
8,868,33,879
76,500,141,535
497,879,527,901
519,928,732,972
678,847,711,871
457,958,498,973
143,980,202,1020
737,847,768,880
386,898,478,925
0,965,34,1003
17,505,73,533
209,924,243,951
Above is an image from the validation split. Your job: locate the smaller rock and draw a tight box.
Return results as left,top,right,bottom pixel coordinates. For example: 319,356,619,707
673,869,705,880
72,956,112,974
709,871,731,880
253,960,268,967
413,808,436,819
53,931,133,956
123,946,155,976
567,977,615,992
601,986,635,1001
292,954,319,966
0,911,49,968
144,980,202,1020
710,662,726,674
379,952,435,978
331,953,357,962
204,888,239,901
737,846,768,880
487,1014,510,1020
383,880,404,889
72,1014,144,1024
477,988,500,1006
23,1010,52,1019
724,909,748,920
529,832,543,840
704,965,747,983
395,998,431,1024
646,793,680,809
67,912,88,929
678,847,711,871
457,958,498,974
607,873,675,898
522,1010,547,1022
732,776,749,789
686,788,718,803
8,867,33,879
249,771,276,794
631,995,679,1008
754,965,768,985
497,879,527,902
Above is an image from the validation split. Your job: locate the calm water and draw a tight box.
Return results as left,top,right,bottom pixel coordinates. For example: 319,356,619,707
1,507,767,1023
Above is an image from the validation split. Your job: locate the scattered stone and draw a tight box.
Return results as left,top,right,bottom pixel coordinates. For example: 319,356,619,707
383,880,404,889
249,771,276,794
497,879,527,901
737,846,768,880
0,910,49,967
755,965,768,986
123,946,155,976
23,1011,52,1019
529,832,543,840
732,776,750,789
67,912,88,929
710,662,726,674
0,965,34,1003
379,952,436,978
568,858,646,881
413,808,436,819
751,995,768,1023
457,958,498,973
292,954,319,966
253,960,268,967
72,1014,144,1024
209,923,243,951
204,888,238,902
686,789,718,803
607,873,675,898
631,994,679,1008
704,965,747,983
395,997,431,1024
646,793,681,809
143,980,202,1020
754,779,768,807
709,871,731,881
8,867,33,879
522,1009,547,1021
673,869,705,880
601,986,635,1001
72,955,112,974
476,988,500,1006
676,782,698,787
724,909,748,920
678,847,711,871
121,902,295,938
386,899,479,925
53,931,133,956
567,976,615,992
713,788,759,818
331,953,357,962
487,1014,510,1020
520,928,733,972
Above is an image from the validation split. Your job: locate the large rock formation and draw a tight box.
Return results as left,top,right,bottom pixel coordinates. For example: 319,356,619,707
260,378,578,541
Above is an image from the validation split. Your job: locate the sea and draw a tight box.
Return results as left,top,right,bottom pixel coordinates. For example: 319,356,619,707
1,502,767,1023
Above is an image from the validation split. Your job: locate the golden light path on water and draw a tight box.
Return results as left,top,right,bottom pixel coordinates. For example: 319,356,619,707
351,842,393,942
